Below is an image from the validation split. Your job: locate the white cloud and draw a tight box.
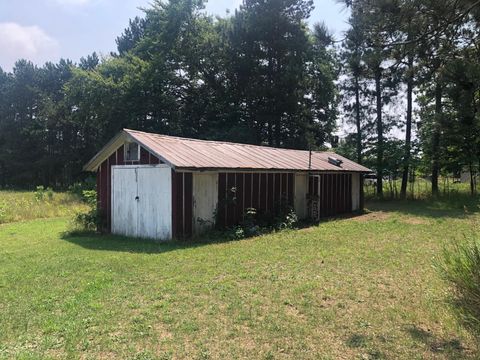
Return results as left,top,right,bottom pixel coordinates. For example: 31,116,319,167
0,22,60,71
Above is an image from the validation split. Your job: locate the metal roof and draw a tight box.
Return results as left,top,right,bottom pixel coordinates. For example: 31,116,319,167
84,129,372,173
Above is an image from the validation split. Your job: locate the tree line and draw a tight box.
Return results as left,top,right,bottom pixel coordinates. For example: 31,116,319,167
0,0,479,197
337,0,480,197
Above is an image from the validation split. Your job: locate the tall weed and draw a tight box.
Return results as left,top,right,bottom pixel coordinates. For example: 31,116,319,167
437,236,480,338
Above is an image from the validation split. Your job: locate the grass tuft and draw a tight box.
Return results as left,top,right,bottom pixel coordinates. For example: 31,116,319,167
437,237,480,337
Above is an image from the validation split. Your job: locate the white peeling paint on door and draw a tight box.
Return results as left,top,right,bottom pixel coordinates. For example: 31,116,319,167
193,173,218,234
112,165,172,240
352,173,360,211
294,173,308,220
112,167,138,238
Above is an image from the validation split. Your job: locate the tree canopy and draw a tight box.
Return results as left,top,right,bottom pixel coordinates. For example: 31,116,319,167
1,0,480,196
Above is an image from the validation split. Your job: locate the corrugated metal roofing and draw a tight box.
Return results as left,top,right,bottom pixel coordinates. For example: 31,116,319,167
120,129,371,173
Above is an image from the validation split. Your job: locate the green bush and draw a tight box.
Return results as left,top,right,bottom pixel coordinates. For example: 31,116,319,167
224,205,298,240
68,178,96,197
34,186,53,201
73,190,103,232
437,238,480,337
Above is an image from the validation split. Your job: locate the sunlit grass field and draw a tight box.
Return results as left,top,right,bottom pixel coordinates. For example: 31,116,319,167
1,193,479,359
0,190,87,224
364,177,474,200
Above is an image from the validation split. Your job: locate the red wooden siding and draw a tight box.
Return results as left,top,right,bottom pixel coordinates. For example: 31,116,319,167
96,144,163,232
218,172,295,228
171,171,193,238
308,173,353,219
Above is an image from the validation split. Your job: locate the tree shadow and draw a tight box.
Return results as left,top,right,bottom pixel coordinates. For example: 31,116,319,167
365,194,480,219
403,324,467,359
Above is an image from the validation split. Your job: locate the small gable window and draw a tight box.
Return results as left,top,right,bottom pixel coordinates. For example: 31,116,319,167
125,142,140,161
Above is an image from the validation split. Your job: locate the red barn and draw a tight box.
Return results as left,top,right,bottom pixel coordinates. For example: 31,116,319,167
84,129,371,240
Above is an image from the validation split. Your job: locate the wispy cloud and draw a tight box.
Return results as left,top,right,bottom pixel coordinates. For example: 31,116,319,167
0,22,60,71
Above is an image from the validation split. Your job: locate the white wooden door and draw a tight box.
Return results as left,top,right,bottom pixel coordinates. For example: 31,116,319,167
193,173,218,234
112,167,139,238
137,167,172,240
112,166,172,240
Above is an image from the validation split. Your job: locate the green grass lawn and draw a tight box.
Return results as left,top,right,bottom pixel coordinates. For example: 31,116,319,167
1,198,479,359
0,190,87,224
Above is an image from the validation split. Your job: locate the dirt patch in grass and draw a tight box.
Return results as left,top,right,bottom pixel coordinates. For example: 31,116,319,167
352,211,391,222
401,217,429,225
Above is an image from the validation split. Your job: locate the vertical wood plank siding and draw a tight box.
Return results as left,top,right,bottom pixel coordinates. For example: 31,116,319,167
359,174,365,210
96,145,162,232
308,173,353,219
171,171,193,239
217,172,295,228
184,173,193,237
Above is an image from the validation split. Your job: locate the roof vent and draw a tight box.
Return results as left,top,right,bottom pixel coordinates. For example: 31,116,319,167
328,156,343,167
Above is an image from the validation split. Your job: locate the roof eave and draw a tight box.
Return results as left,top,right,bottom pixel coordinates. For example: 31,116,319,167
173,167,373,173
83,129,178,172
83,131,127,172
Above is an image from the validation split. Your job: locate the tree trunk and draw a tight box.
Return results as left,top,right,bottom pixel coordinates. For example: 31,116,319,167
375,67,384,197
431,82,442,196
354,75,362,164
400,55,414,199
469,162,476,196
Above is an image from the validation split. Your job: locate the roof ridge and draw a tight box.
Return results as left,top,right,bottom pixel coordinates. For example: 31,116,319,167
123,128,328,154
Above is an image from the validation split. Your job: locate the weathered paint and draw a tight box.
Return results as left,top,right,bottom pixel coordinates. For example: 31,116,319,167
294,173,308,219
111,165,172,240
193,173,218,234
308,173,353,220
171,171,193,239
102,129,372,173
96,137,366,239
352,173,360,211
111,167,138,238
217,172,295,228
97,142,162,231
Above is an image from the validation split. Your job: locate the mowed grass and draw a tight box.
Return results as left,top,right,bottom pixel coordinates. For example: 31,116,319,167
0,191,87,224
1,199,480,359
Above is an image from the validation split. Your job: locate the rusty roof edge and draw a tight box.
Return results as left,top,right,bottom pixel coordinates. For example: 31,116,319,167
313,152,372,173
174,167,372,173
100,129,374,173
125,128,372,170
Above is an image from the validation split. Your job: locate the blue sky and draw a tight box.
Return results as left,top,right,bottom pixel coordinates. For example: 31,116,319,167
0,0,350,72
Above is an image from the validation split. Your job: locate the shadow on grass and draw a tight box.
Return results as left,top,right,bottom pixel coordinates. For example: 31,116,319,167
365,193,480,219
62,194,479,253
404,324,467,359
61,220,318,254
345,333,384,359
60,230,229,254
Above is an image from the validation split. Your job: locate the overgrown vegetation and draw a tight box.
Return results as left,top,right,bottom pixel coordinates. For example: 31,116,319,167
224,206,299,240
72,190,102,232
0,190,87,224
438,236,480,338
1,199,479,359
215,188,299,240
